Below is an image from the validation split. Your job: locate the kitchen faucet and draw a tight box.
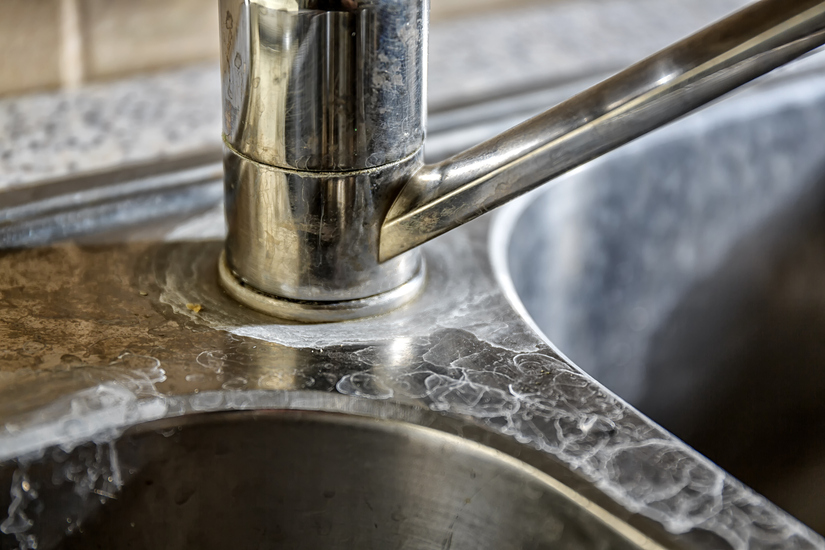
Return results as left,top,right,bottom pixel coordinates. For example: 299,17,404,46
217,0,825,322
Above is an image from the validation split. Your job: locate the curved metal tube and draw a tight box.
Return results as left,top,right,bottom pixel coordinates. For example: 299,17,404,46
380,0,825,261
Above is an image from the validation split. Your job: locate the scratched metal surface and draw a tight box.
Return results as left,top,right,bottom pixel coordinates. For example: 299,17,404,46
503,64,825,534
1,210,824,547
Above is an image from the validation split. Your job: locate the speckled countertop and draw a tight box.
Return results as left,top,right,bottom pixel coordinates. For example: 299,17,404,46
0,0,750,190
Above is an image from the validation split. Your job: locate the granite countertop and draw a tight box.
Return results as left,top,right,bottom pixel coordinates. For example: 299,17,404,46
0,0,749,191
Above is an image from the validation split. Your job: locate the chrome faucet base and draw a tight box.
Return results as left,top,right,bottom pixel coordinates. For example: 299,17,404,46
217,251,426,323
219,0,427,317
222,146,424,305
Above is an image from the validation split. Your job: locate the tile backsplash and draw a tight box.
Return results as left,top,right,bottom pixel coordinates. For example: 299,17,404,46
79,0,220,80
0,0,63,95
0,0,549,97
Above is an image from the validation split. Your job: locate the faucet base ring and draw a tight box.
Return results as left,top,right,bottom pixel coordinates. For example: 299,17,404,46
217,251,426,323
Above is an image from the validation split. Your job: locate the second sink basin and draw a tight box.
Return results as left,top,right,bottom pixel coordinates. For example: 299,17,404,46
501,66,825,534
0,410,655,550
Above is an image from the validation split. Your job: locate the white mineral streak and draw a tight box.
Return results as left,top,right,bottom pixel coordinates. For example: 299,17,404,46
385,339,825,550
0,353,168,462
151,208,825,549
158,229,543,354
0,353,169,548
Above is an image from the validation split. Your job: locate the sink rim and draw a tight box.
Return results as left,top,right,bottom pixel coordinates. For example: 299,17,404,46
4,66,825,550
490,63,825,540
2,407,668,550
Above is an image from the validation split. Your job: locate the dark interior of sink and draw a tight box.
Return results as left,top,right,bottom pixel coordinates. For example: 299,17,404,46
0,410,651,550
506,77,825,534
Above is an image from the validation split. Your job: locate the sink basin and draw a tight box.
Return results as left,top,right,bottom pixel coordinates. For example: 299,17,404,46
3,58,825,550
502,67,825,534
1,410,654,550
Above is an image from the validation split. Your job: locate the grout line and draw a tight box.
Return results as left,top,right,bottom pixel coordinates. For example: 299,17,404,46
59,0,84,88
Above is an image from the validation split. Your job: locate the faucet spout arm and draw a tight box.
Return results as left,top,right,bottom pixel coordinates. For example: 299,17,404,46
380,0,825,262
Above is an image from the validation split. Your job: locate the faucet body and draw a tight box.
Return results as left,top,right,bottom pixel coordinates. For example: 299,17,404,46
219,0,427,319
219,0,825,321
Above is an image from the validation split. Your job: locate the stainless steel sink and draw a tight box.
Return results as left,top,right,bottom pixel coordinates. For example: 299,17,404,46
0,410,653,550
3,56,825,550
501,63,825,534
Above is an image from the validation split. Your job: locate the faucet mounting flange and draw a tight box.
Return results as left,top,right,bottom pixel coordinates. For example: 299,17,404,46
217,250,425,322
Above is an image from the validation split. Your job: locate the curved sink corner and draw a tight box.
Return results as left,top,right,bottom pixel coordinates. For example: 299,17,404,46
497,66,825,535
